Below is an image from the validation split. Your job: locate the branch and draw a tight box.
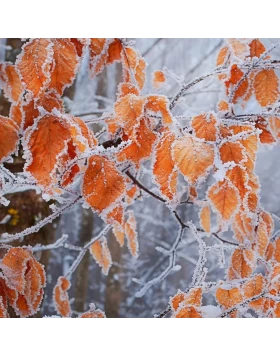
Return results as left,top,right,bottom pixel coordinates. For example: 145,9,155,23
134,225,185,297
125,170,165,203
142,38,163,57
169,67,226,110
64,224,112,278
0,196,81,243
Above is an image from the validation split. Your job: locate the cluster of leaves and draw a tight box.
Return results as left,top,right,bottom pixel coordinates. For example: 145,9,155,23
1,38,280,317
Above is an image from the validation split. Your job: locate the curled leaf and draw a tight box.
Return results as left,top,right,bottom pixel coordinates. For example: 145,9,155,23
125,210,138,257
53,277,71,317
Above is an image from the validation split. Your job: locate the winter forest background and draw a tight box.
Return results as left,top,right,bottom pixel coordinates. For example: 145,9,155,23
1,38,280,318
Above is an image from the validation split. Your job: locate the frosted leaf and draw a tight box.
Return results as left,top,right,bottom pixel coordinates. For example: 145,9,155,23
16,38,54,97
0,247,46,317
49,39,80,95
125,210,138,258
0,116,19,163
82,154,126,214
172,134,214,185
153,131,177,201
53,276,71,317
89,237,112,275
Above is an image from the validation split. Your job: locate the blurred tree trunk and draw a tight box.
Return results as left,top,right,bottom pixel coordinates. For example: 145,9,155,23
74,209,94,313
104,230,122,317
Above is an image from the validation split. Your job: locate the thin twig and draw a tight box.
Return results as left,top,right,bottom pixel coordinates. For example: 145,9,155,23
0,197,81,243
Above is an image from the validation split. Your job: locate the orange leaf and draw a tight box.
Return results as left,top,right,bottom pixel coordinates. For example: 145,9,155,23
16,38,53,97
243,274,266,310
1,248,46,317
0,296,8,318
173,134,214,185
118,82,140,98
122,47,146,90
22,91,64,130
58,140,80,188
10,102,23,129
117,119,157,165
273,238,280,263
261,211,274,236
126,185,139,204
170,291,186,311
256,117,276,144
228,39,249,60
0,63,23,102
249,39,266,58
70,38,88,57
171,287,202,312
226,165,248,199
256,211,274,258
152,70,166,89
232,210,255,243
24,114,71,189
269,116,280,139
229,125,258,166
174,306,202,318
90,237,112,275
256,219,270,258
228,248,256,280
183,287,202,307
1,248,31,294
107,39,123,64
217,99,229,112
89,38,108,75
49,39,79,95
79,304,106,318
254,69,279,107
89,39,122,77
191,113,217,141
69,116,97,152
125,210,138,257
219,142,246,164
53,277,71,317
208,180,239,221
82,155,126,213
225,64,249,103
216,46,229,66
265,241,275,262
216,286,243,309
153,131,177,200
106,205,124,227
114,94,145,139
0,116,19,162
199,205,211,233
146,95,173,125
189,185,198,201
113,224,125,247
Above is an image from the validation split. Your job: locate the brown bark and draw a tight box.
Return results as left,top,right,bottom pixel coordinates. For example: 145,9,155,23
104,230,123,318
74,209,94,313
